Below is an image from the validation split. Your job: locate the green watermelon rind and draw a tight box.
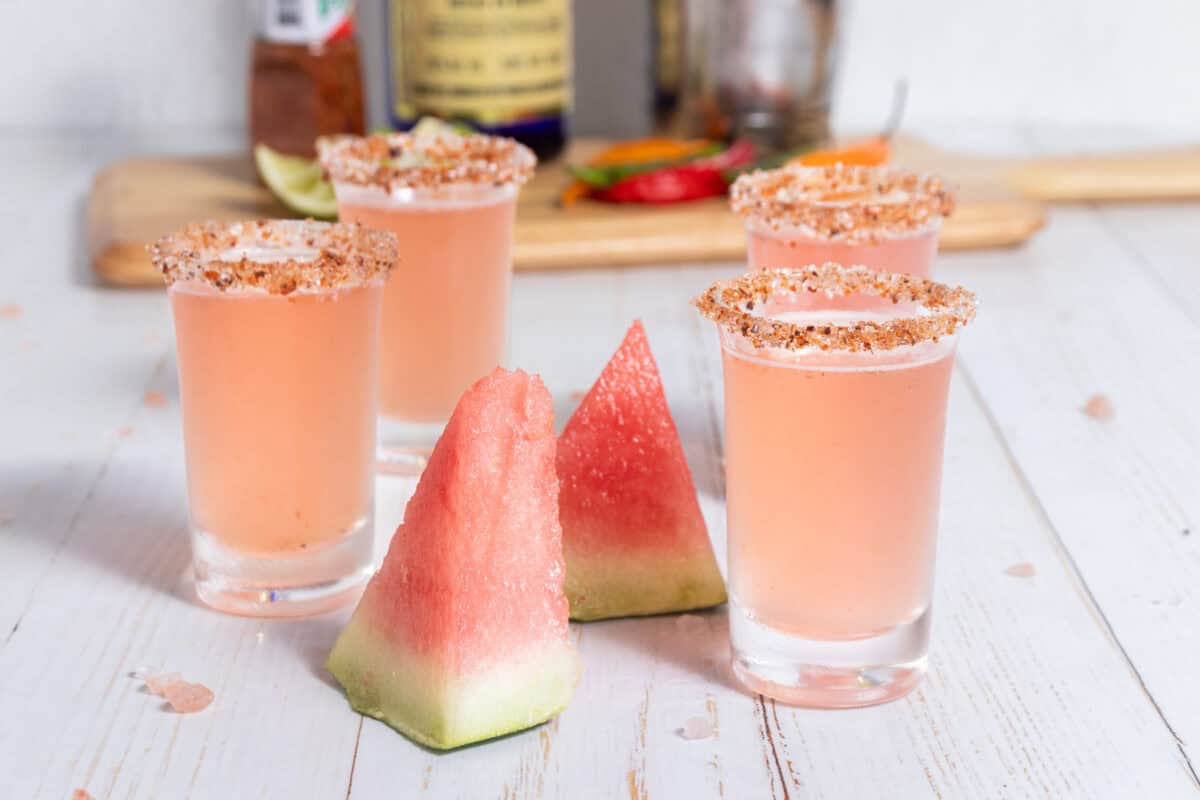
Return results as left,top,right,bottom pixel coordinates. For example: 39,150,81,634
565,549,727,622
327,616,580,750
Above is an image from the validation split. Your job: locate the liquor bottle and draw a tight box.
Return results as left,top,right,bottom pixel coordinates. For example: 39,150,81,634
653,0,682,122
386,0,572,161
249,0,366,158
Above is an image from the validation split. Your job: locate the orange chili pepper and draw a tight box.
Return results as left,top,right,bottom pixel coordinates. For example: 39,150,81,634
560,179,592,209
791,136,891,167
589,138,715,165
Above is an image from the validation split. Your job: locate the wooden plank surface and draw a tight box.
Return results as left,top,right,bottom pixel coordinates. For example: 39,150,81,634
3,130,1200,799
83,133,1200,288
87,136,1049,287
949,208,1200,780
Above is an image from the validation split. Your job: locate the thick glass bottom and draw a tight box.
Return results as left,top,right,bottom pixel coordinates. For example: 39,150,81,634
729,599,930,708
376,415,447,477
191,515,374,617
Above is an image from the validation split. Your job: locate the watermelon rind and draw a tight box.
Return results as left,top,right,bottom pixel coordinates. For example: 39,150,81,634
565,550,727,622
327,618,579,750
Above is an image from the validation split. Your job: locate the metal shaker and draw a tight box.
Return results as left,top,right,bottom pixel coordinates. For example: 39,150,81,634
679,0,840,153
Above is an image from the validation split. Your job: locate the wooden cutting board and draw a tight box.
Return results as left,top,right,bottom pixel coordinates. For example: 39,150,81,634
89,136,1200,286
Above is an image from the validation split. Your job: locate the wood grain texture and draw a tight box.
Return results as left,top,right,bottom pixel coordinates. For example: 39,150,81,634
1009,147,1200,201
944,204,1200,784
895,134,1200,202
3,131,1199,799
87,137,1047,287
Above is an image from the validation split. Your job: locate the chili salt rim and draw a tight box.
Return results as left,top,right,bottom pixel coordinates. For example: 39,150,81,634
730,164,955,242
149,219,397,295
693,263,977,353
318,132,537,191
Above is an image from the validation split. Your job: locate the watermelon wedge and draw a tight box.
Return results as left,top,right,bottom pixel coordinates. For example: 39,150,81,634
557,321,727,620
326,368,580,749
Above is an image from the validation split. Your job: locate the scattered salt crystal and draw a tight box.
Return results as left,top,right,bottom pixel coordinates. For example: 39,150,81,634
567,390,586,403
1082,394,1114,422
134,669,214,712
1005,562,1036,579
163,681,215,713
0,304,22,319
678,716,714,740
143,391,168,408
144,672,183,696
674,614,709,634
118,426,135,438
71,789,95,800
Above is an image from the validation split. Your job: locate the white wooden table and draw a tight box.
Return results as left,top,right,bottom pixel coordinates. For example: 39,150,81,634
2,129,1198,799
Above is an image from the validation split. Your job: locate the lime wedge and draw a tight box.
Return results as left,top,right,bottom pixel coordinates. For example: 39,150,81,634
254,145,337,220
410,116,476,137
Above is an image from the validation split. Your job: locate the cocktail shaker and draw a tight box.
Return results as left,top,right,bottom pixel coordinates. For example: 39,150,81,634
679,0,839,152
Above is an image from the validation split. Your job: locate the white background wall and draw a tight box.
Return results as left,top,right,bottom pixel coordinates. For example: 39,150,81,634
3,1,1198,141
835,0,1200,138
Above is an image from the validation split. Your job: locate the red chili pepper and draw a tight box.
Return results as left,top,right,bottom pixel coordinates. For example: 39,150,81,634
694,139,757,172
593,168,729,203
592,140,757,204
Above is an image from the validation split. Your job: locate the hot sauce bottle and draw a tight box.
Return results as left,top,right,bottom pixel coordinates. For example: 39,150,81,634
250,0,366,158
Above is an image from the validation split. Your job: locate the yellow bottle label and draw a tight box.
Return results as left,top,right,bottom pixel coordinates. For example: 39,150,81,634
655,0,681,95
390,0,572,126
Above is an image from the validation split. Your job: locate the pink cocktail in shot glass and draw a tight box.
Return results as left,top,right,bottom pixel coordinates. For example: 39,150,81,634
694,264,977,708
320,132,536,475
730,165,955,277
152,220,396,617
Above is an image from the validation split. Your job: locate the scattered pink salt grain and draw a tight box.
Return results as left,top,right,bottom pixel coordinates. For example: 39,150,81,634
1082,394,1114,422
143,391,168,408
1005,562,1036,579
143,672,183,696
678,716,714,740
71,789,95,800
118,425,135,438
567,390,586,403
133,669,214,713
0,304,22,319
163,681,214,713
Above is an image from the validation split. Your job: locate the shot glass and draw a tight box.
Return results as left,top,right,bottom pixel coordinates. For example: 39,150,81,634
151,220,396,617
694,264,977,707
730,165,955,278
320,132,536,475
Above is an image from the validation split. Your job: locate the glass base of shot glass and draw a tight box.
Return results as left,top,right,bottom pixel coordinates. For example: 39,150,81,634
376,415,449,476
191,515,375,618
729,599,930,709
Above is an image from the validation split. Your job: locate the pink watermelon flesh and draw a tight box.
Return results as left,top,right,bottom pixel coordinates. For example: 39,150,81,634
557,320,727,620
326,368,579,749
